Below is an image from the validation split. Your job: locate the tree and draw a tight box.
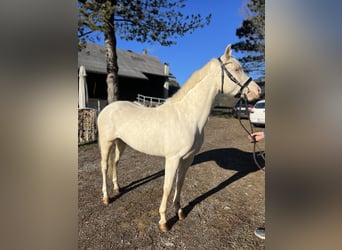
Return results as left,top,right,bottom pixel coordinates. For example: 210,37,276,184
232,0,265,80
168,79,180,96
78,0,211,103
168,79,180,89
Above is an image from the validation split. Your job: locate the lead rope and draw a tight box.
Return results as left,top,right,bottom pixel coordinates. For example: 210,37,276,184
235,98,265,171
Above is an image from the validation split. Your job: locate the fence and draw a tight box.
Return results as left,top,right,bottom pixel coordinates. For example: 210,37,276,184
78,108,97,145
136,94,166,107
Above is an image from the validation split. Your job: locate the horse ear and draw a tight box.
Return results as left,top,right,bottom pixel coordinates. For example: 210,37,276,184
223,44,232,60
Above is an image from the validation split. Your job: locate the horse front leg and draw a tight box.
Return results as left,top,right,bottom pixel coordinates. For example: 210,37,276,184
159,157,180,232
173,155,194,220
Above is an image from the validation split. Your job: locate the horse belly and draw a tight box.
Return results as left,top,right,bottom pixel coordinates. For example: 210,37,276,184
114,112,171,156
118,128,166,156
118,119,193,157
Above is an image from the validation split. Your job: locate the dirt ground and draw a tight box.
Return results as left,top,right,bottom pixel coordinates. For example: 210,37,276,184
78,114,265,249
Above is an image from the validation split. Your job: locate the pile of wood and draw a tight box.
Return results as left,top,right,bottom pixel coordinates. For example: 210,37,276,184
78,108,97,145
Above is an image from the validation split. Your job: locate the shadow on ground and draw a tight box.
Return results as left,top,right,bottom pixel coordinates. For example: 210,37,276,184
109,147,264,230
193,147,264,172
166,147,264,229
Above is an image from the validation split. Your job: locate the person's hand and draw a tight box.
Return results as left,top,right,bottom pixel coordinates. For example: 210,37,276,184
249,131,264,142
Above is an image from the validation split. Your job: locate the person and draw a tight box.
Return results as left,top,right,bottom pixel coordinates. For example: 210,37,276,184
249,131,265,142
249,131,265,240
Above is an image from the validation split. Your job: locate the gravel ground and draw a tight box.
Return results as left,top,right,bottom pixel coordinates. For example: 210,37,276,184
78,115,265,249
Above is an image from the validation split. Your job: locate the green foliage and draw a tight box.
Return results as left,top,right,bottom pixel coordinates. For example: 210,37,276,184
78,0,211,46
232,0,264,78
78,0,211,103
168,79,180,88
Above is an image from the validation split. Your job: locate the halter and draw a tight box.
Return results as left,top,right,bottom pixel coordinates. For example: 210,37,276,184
217,57,264,170
217,57,253,98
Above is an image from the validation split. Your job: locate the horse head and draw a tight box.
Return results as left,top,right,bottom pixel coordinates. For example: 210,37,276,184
217,44,261,101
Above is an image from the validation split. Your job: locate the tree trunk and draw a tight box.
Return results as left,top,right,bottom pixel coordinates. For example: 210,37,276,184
104,14,119,104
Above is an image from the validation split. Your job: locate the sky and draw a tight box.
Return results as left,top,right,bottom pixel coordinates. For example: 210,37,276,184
95,0,247,86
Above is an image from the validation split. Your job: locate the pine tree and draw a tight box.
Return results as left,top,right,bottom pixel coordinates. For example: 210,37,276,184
232,0,265,80
78,0,211,103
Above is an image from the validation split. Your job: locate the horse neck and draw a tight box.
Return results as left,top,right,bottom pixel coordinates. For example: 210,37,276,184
174,73,219,130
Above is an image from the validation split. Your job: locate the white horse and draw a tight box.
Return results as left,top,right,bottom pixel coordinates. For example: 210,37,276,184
97,44,261,232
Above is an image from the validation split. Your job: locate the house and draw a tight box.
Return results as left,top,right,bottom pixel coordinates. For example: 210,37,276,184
78,43,175,110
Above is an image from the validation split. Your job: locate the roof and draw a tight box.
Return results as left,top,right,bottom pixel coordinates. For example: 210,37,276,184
78,43,168,80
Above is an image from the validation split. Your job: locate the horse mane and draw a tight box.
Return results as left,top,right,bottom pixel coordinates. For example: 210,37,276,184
167,59,217,103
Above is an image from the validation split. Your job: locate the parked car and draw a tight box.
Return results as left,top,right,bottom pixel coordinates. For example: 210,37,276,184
249,99,265,126
232,100,257,119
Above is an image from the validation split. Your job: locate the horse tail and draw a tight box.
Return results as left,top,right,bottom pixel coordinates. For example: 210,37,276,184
107,139,126,179
97,128,113,179
107,141,116,179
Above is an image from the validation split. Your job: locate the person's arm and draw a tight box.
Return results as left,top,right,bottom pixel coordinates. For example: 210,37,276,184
249,131,265,142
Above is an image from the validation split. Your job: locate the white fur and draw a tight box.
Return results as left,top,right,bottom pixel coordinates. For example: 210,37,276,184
97,44,261,231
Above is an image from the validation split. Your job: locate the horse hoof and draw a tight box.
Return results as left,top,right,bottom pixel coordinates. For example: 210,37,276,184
178,210,185,220
159,223,169,232
113,188,120,194
103,197,109,205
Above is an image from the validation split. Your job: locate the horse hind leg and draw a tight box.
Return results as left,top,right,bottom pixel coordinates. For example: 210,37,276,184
99,138,114,205
108,139,126,194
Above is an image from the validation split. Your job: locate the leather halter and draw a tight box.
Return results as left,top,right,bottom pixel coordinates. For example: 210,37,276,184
217,57,252,98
